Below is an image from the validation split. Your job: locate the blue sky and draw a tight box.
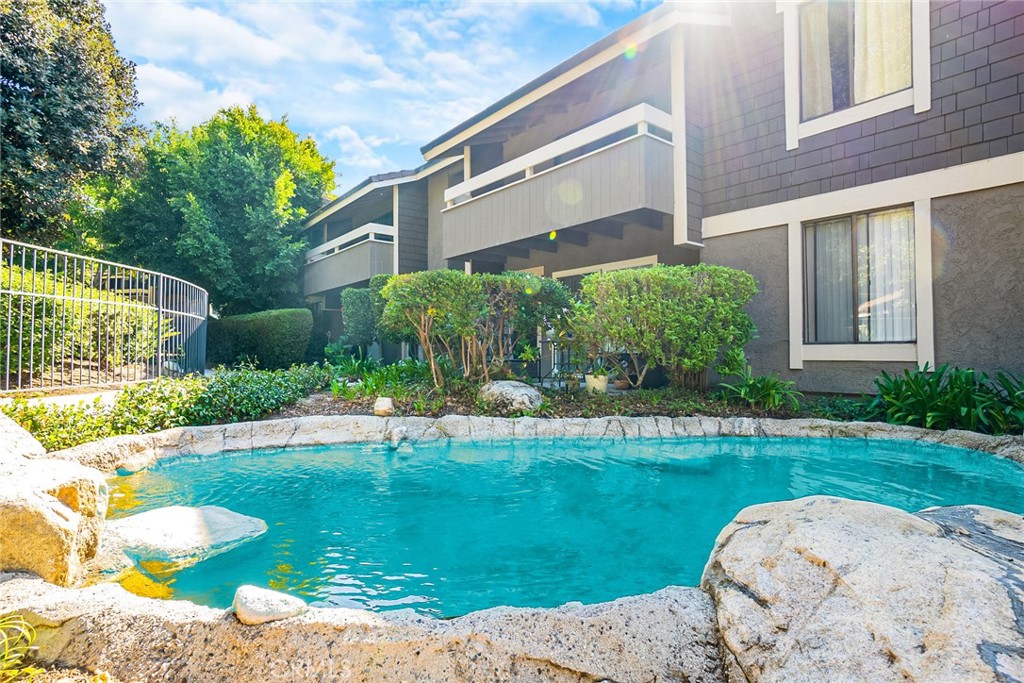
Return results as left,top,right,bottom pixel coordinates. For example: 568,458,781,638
102,1,658,195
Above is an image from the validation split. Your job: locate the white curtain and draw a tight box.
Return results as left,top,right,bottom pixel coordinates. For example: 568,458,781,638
806,218,854,343
800,1,834,119
854,0,912,104
860,207,916,342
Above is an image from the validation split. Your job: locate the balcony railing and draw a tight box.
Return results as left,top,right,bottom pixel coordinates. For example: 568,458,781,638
306,222,395,264
441,104,674,259
444,103,673,207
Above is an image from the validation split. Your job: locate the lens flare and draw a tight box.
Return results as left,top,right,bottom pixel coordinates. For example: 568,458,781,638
549,230,558,241
623,43,638,60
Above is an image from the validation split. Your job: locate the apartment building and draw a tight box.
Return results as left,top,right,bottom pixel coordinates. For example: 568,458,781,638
304,0,1024,392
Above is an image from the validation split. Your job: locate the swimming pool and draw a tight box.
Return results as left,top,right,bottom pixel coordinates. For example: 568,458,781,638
108,436,1024,617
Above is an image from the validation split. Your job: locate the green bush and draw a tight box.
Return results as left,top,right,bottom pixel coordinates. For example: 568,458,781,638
208,308,313,369
866,364,1022,435
0,364,331,451
718,365,803,412
568,265,757,389
340,288,375,350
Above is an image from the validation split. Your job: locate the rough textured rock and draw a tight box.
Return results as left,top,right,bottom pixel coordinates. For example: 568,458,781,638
0,457,108,586
372,396,395,417
477,381,542,416
0,573,724,683
0,412,46,459
104,506,267,570
232,585,307,625
702,496,1024,683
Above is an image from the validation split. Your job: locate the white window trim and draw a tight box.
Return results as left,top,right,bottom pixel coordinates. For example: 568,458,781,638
703,152,1024,371
778,0,931,151
551,255,658,280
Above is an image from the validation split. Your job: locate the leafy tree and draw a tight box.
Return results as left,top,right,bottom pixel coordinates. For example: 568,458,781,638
0,0,139,242
102,106,336,314
569,264,757,389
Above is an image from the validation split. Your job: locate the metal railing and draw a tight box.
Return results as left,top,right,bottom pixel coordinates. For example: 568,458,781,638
1,238,208,392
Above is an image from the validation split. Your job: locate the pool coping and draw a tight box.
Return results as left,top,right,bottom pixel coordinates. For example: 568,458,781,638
47,414,1024,475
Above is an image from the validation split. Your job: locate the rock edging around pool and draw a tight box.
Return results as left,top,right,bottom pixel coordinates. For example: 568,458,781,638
1,495,1021,683
45,414,1024,475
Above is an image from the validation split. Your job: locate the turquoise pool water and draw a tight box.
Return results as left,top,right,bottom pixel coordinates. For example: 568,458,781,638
109,437,1024,617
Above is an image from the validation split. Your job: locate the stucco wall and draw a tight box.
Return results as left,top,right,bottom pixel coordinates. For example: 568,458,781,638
702,225,915,394
932,182,1024,375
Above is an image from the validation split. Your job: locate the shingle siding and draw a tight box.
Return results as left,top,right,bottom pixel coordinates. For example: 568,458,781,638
699,0,1023,219
397,182,428,273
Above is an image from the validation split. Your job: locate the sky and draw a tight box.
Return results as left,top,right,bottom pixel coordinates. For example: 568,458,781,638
101,0,659,195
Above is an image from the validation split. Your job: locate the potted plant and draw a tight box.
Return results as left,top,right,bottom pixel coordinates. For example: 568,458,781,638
584,364,609,393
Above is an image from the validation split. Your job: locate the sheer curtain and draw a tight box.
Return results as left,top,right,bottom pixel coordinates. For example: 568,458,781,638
805,218,854,343
854,0,912,103
800,1,834,119
860,207,915,342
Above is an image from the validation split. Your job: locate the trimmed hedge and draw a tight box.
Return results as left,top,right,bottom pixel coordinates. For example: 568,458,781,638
208,308,313,369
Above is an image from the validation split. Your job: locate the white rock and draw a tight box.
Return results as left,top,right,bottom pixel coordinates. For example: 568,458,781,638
232,584,307,625
0,412,45,459
702,496,1024,683
477,381,542,416
373,396,395,417
105,505,267,569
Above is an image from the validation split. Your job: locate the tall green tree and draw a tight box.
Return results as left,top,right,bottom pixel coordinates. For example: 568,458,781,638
103,105,335,315
0,0,139,242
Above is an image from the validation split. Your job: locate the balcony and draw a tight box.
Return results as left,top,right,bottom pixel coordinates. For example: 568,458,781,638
441,104,674,260
303,223,394,296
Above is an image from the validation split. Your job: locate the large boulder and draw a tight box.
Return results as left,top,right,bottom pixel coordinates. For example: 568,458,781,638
0,574,724,683
104,505,267,571
0,456,108,586
702,496,1024,683
477,381,543,416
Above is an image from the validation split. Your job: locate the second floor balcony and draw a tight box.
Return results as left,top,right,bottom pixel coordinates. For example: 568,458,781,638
303,222,394,296
441,103,674,260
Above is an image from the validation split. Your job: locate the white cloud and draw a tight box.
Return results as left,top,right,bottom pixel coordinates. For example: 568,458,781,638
135,64,252,127
326,125,393,172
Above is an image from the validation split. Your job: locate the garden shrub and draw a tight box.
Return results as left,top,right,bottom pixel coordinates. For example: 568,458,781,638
0,364,331,451
379,270,571,387
340,288,375,350
866,364,1023,435
718,365,803,412
208,308,313,369
569,264,757,389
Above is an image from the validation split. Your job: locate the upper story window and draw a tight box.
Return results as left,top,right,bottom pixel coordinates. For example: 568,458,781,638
804,205,916,344
780,0,929,150
799,0,912,121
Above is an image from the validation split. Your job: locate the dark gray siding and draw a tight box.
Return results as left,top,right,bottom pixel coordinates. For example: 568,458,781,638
443,135,673,260
932,182,1024,376
397,181,428,273
696,0,1024,219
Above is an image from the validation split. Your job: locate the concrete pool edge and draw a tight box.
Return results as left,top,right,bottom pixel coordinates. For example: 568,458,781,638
43,414,1024,475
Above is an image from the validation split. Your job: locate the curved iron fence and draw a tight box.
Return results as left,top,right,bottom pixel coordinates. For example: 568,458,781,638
1,238,208,392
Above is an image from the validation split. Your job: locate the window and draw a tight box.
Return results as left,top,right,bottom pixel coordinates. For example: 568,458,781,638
799,0,912,121
804,206,915,344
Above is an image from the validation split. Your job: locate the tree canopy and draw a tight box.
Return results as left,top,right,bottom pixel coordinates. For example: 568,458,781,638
102,105,336,315
0,0,139,242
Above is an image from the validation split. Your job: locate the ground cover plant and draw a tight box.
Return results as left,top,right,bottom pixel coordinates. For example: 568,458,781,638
1,364,331,451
